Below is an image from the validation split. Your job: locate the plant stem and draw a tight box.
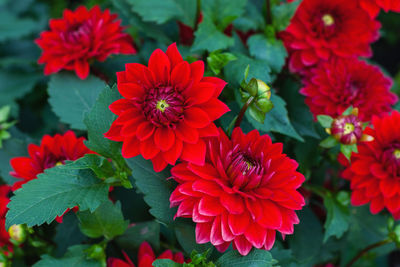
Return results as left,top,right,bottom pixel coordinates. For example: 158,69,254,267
345,239,392,267
265,0,272,25
195,0,201,31
234,96,255,129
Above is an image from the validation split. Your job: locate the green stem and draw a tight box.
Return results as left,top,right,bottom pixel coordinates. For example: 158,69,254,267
345,239,392,267
234,96,255,129
195,0,202,31
265,0,272,25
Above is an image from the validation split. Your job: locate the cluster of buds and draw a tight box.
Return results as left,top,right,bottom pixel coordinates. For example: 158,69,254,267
239,66,273,124
318,107,373,160
0,106,16,148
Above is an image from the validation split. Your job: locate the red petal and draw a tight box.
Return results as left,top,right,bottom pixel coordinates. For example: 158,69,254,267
171,61,190,88
125,63,154,88
148,49,170,84
233,235,253,256
198,196,224,216
151,153,168,172
138,242,155,262
244,223,267,249
192,180,222,197
162,138,183,165
118,83,145,99
184,108,210,128
154,127,175,151
190,61,204,84
228,212,250,235
185,82,216,105
166,43,183,69
181,140,206,166
109,99,134,115
140,137,160,159
187,163,220,180
136,122,155,141
210,216,224,245
121,137,140,158
175,121,199,144
257,200,282,229
198,99,230,121
196,222,212,244
201,77,227,97
370,196,384,214
220,193,245,214
74,60,90,79
380,179,398,197
264,229,276,250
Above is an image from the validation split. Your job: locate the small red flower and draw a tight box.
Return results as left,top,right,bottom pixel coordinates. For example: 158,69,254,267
280,0,380,73
107,242,186,267
0,185,12,251
340,111,400,219
359,0,400,18
300,57,397,121
104,43,229,172
35,5,136,79
10,131,93,222
170,128,305,256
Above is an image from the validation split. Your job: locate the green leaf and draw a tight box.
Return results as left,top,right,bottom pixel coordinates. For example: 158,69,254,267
175,0,197,27
207,51,237,75
245,94,303,141
48,73,105,130
77,200,128,240
53,212,87,257
317,115,333,128
84,85,122,160
271,0,300,32
202,0,247,29
288,207,323,265
320,136,338,149
0,11,38,42
6,165,109,228
115,221,160,251
66,154,115,179
33,245,102,267
233,0,265,32
0,71,41,106
128,0,183,24
126,156,176,224
153,259,182,267
224,54,272,87
216,249,276,267
191,15,234,52
247,34,287,73
323,193,351,242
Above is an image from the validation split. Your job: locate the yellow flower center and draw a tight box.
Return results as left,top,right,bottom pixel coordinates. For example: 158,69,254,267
394,149,400,159
343,123,355,135
156,99,169,113
322,14,335,26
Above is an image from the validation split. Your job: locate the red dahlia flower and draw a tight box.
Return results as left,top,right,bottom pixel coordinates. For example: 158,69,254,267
340,111,400,219
359,0,400,18
280,0,380,73
170,128,305,256
10,131,93,190
105,43,229,172
107,242,186,267
0,185,12,251
300,57,397,121
35,5,136,79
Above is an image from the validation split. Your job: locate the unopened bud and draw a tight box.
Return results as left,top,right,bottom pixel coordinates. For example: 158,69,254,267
256,79,271,100
331,115,362,145
8,224,26,244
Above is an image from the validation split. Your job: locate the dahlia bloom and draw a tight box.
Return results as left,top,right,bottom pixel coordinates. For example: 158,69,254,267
359,0,400,18
300,58,397,121
280,0,380,73
10,131,93,190
107,242,186,267
36,5,136,79
105,43,229,172
330,114,363,145
170,128,305,256
0,185,12,251
340,111,400,219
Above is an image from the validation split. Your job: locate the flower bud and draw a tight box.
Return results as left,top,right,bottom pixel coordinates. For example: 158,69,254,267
8,224,26,244
256,79,271,100
330,114,362,145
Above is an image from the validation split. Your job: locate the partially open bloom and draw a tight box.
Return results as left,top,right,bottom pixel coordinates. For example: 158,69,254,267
330,114,363,145
105,43,229,172
0,185,12,252
36,5,136,79
107,242,186,267
340,111,400,219
170,128,305,256
280,0,380,73
10,131,93,222
359,0,400,18
301,58,397,121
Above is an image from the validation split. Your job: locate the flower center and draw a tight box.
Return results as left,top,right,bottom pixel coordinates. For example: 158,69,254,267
156,99,169,112
227,150,264,190
143,86,184,128
394,149,400,159
343,123,355,135
322,14,334,26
